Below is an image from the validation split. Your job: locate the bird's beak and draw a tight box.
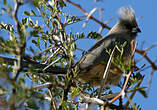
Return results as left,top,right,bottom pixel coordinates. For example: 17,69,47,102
136,27,141,33
132,27,141,33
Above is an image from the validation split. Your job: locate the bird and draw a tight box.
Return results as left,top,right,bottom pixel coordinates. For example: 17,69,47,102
76,6,141,86
3,6,140,87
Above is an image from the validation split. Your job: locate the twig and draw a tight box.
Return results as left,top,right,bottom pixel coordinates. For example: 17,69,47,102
43,57,61,71
145,43,157,52
125,75,144,106
82,7,98,28
11,0,25,80
107,71,132,104
8,0,24,109
147,69,155,94
125,95,137,109
119,96,123,108
80,94,106,105
35,46,53,56
44,47,62,64
79,87,146,107
136,49,157,70
98,7,103,34
67,0,111,30
30,82,53,90
49,89,58,110
99,87,146,100
98,47,116,98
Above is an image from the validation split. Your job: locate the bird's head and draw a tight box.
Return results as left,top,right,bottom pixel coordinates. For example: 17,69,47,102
118,7,141,37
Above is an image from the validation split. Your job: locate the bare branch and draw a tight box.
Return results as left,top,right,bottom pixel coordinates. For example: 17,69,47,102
147,69,155,94
82,7,98,28
67,0,111,30
107,71,132,104
80,94,106,105
136,49,157,70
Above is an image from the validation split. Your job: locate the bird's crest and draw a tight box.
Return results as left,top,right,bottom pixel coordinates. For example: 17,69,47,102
118,6,135,22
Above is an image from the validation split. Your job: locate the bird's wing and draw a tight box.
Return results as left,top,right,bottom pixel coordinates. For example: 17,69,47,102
78,33,130,70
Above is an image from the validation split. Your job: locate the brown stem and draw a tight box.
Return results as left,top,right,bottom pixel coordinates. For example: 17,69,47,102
107,71,132,104
136,49,157,70
125,75,144,106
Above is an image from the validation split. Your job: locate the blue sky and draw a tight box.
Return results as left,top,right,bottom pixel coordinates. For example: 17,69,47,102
0,0,157,109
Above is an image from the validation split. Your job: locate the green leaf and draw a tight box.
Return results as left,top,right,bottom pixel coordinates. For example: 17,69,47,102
115,43,121,52
66,16,81,25
7,4,13,12
30,30,39,37
137,87,147,98
24,11,31,16
58,0,66,8
29,18,35,27
0,23,13,32
22,18,28,25
122,41,127,48
87,31,102,40
24,10,37,16
32,0,40,7
30,46,35,54
32,39,38,45
31,10,36,16
71,87,79,98
26,98,39,109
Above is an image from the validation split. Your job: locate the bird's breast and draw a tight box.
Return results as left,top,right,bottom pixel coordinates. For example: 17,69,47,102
78,63,123,86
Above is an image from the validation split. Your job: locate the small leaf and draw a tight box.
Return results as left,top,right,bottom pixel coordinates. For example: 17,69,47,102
31,10,36,16
71,87,79,98
58,0,66,8
30,46,35,54
76,32,85,39
138,88,147,98
32,39,37,45
105,48,111,55
122,41,127,48
29,18,35,27
26,98,39,109
24,11,31,16
87,31,102,40
115,43,121,53
22,18,28,25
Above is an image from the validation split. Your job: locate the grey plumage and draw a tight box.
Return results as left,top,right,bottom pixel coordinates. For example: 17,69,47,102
77,6,141,86
118,6,135,23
